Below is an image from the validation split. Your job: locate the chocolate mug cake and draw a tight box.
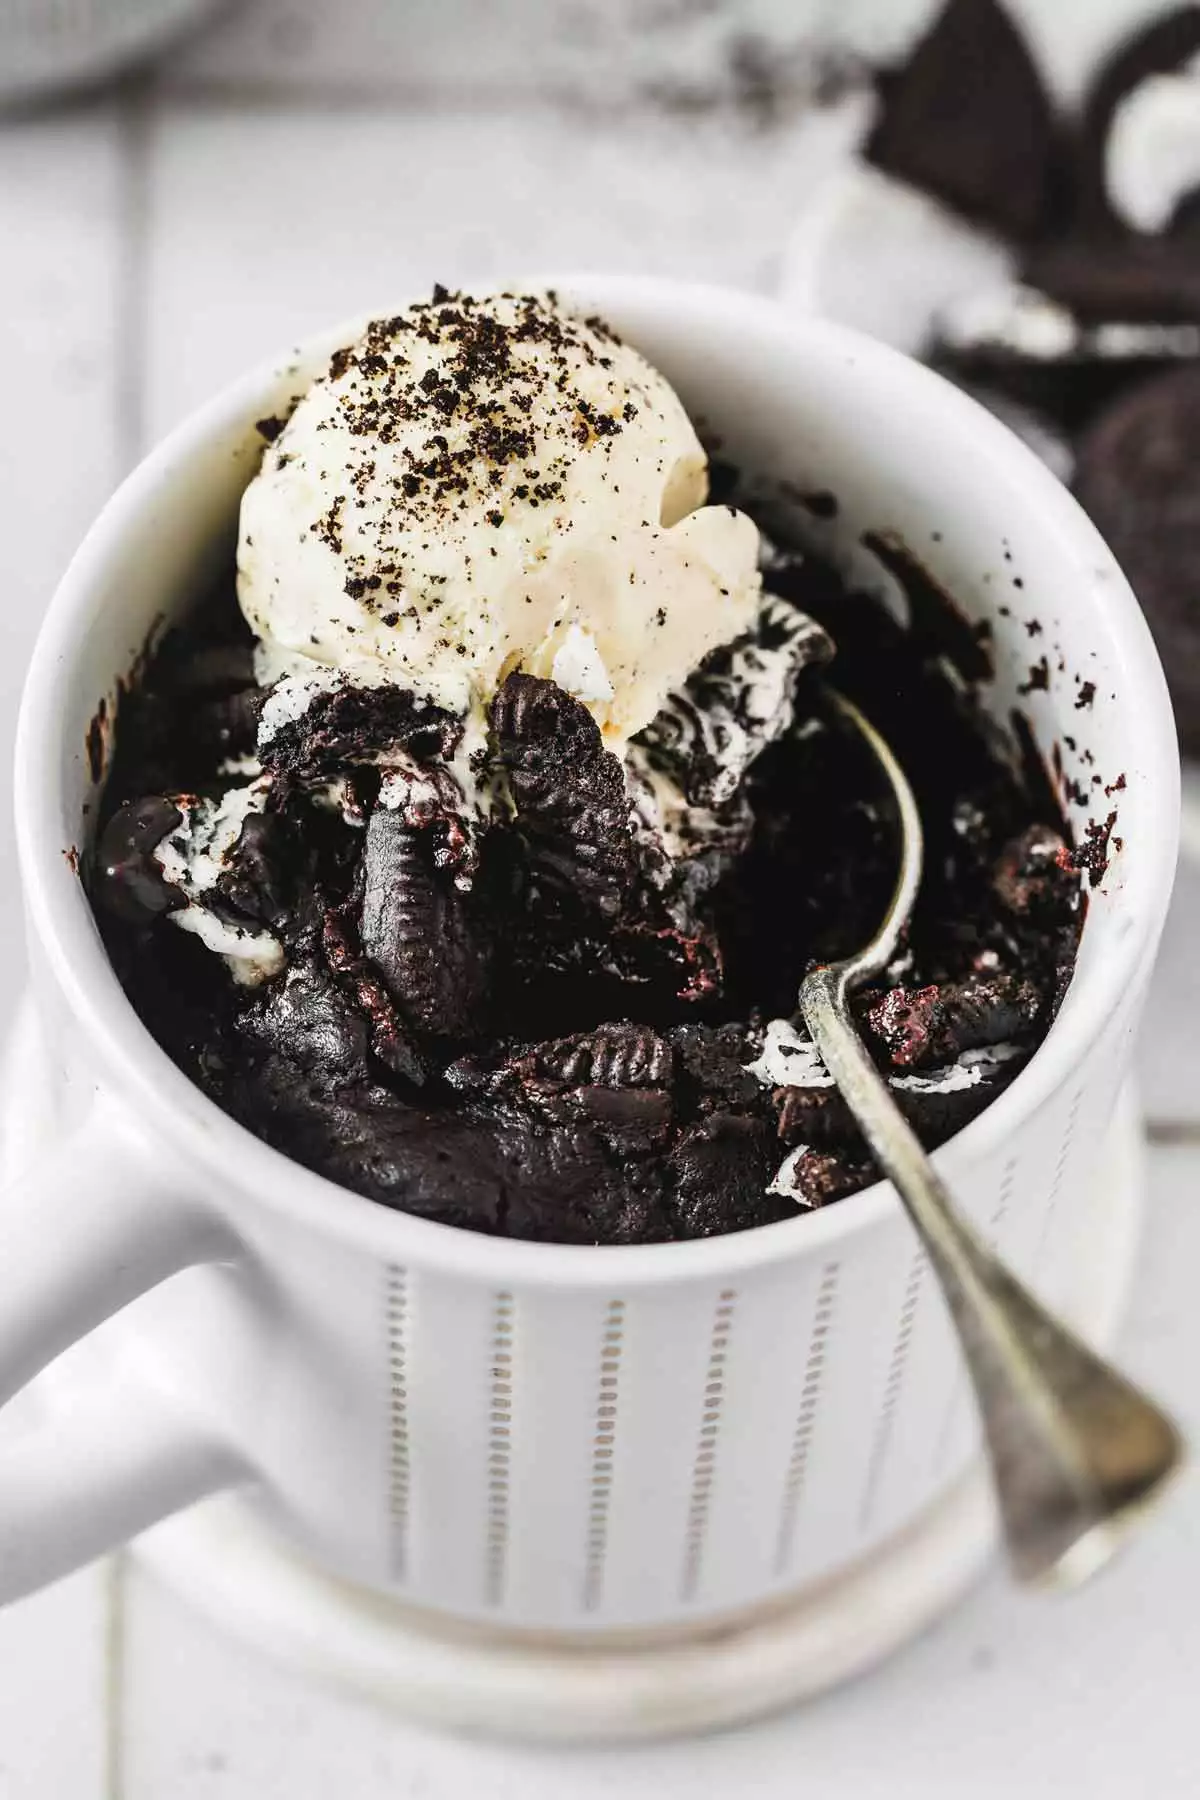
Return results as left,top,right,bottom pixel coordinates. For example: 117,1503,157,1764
91,289,1083,1244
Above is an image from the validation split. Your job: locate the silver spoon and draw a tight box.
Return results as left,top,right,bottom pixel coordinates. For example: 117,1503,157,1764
799,689,1183,1585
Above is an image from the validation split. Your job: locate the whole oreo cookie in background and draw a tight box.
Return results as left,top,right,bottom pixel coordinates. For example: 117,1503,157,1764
851,0,1200,774
931,277,1200,432
865,0,1063,244
857,0,1200,418
1074,363,1200,756
1024,232,1200,326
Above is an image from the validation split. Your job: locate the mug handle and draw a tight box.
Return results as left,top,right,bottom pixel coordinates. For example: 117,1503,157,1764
0,1098,250,1604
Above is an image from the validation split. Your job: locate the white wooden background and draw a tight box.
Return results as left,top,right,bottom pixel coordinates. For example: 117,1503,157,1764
2,2,1199,1794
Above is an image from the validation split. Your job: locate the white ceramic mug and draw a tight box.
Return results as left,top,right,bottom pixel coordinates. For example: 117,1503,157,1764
0,279,1178,1639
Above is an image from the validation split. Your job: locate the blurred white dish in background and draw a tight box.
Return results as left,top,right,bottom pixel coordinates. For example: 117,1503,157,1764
779,158,1012,356
0,0,225,103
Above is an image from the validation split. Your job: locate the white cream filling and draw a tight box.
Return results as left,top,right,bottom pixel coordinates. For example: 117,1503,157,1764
938,282,1200,372
1090,320,1200,359
153,779,283,986
625,754,733,868
936,283,1078,361
759,1040,1023,1197
155,782,268,895
890,1042,1021,1096
628,593,829,873
171,907,285,986
744,1018,835,1090
767,1142,812,1205
309,777,364,826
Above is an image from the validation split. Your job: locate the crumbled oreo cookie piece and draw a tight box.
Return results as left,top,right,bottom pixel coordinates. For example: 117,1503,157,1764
149,636,264,770
491,673,638,921
634,594,832,810
669,1021,763,1110
768,1145,876,1209
1073,364,1200,752
322,901,428,1086
864,973,1042,1068
447,1023,675,1156
509,1022,674,1089
887,1043,1027,1140
867,0,1060,242
360,806,489,1039
772,1043,1027,1152
261,680,460,786
774,1083,854,1147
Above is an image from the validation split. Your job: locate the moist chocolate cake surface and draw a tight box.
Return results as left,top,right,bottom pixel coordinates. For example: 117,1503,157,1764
92,530,1083,1245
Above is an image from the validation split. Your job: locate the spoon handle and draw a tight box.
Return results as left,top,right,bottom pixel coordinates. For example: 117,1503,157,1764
800,960,1183,1586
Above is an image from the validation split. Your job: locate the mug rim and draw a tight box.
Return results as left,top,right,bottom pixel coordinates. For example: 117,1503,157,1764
14,276,1180,1287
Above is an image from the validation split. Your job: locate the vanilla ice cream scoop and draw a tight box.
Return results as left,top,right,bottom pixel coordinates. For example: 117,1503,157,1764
238,290,761,746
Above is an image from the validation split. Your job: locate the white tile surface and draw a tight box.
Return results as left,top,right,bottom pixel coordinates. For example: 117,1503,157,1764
0,114,123,1800
0,110,124,927
0,108,125,614
115,1144,1200,1799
